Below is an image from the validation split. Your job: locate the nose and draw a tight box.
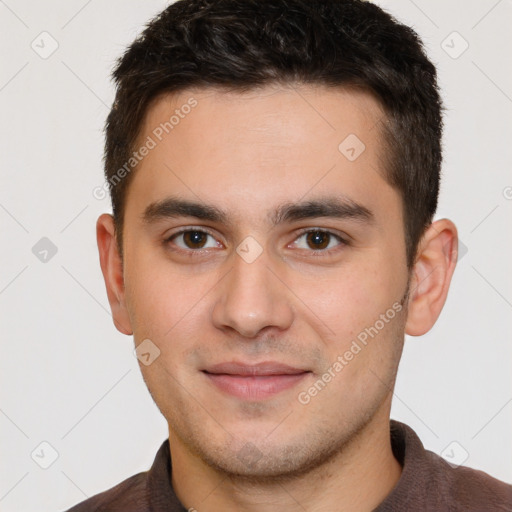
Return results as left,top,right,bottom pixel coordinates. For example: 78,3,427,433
211,245,294,339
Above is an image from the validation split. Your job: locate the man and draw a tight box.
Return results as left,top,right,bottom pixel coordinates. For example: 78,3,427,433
66,0,512,510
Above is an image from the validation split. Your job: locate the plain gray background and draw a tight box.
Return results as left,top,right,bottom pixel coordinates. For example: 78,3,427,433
1,0,511,510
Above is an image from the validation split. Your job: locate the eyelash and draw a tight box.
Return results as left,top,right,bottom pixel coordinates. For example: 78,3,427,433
163,227,348,257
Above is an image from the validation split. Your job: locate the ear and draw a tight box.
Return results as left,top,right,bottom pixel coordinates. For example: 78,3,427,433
405,219,458,336
96,213,133,335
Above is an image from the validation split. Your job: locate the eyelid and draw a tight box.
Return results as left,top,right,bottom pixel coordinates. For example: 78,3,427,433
165,226,218,239
294,227,348,241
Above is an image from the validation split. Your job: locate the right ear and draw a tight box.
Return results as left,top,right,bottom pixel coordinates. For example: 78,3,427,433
96,213,133,335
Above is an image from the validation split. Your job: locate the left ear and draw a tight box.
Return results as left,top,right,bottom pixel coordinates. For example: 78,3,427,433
405,219,458,336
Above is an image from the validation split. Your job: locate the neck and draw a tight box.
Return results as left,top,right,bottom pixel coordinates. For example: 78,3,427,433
170,406,402,512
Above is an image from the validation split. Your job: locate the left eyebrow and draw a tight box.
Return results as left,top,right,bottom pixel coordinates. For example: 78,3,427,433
270,197,374,225
141,195,374,227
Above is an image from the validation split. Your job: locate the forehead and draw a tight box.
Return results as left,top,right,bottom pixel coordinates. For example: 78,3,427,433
139,84,385,150
125,84,397,228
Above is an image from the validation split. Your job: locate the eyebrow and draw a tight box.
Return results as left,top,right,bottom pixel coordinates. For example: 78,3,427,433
142,195,374,227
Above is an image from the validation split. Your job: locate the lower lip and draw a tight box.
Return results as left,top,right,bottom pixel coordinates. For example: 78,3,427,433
204,372,310,400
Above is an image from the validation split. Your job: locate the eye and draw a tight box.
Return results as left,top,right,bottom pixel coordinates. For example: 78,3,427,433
291,229,345,252
166,229,221,251
164,228,347,255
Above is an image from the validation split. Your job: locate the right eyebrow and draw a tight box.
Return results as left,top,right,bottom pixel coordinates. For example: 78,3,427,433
142,197,229,225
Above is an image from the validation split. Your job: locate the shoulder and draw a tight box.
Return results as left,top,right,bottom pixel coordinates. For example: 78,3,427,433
63,439,174,512
384,421,512,511
64,471,149,512
425,449,512,510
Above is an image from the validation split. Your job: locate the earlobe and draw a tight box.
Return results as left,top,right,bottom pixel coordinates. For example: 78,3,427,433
96,213,133,335
405,219,458,337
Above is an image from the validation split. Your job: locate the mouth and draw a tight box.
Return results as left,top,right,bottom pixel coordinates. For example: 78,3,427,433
202,361,312,400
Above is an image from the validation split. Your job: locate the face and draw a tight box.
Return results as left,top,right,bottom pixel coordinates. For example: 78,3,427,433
119,85,410,478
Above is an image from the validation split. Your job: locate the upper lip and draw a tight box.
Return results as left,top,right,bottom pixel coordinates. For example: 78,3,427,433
203,361,309,376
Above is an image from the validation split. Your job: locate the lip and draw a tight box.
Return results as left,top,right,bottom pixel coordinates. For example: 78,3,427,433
202,361,311,400
204,361,308,376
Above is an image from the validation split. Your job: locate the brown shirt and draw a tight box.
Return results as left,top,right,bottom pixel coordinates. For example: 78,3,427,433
64,420,512,511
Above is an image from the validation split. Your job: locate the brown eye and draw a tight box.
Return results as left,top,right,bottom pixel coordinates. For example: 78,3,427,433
305,231,330,250
182,230,208,249
292,230,345,252
168,230,220,251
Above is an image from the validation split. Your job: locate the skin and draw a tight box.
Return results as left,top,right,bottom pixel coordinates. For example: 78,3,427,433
97,84,458,511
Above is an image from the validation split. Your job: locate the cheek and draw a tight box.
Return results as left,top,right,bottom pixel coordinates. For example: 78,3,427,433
304,258,400,340
124,248,180,338
124,248,217,344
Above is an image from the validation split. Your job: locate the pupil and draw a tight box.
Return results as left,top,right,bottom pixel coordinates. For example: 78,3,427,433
307,231,329,250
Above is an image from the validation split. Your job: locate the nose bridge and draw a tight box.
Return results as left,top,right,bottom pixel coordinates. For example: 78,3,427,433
211,242,293,338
